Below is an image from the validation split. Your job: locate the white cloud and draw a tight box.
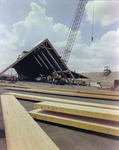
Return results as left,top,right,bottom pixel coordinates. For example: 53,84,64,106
86,1,119,26
12,2,68,44
39,0,46,5
0,24,25,52
0,3,69,72
68,28,119,72
0,2,119,74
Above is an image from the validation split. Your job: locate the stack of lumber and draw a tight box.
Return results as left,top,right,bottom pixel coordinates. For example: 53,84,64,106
29,101,119,137
3,83,119,96
3,86,119,100
3,92,119,110
1,95,59,150
2,85,119,136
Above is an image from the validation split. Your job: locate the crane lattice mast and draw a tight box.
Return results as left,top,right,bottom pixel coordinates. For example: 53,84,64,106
62,0,88,65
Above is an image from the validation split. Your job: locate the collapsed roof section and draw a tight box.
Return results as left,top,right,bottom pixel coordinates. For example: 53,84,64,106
0,39,88,82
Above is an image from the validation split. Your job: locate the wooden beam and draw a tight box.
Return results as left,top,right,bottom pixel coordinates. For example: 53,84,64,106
4,87,119,101
76,90,119,96
47,88,119,97
33,101,119,122
0,83,49,89
43,44,69,83
3,92,119,110
29,109,119,137
1,95,59,150
2,83,119,96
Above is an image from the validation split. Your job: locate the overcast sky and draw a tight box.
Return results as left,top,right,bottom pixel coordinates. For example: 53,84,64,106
0,0,119,75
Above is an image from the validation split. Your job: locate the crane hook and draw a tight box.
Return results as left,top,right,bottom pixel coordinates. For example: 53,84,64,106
91,0,95,42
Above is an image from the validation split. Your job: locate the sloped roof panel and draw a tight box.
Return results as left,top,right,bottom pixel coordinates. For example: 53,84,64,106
0,39,89,80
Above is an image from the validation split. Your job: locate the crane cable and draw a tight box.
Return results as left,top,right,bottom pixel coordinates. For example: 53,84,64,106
91,0,95,41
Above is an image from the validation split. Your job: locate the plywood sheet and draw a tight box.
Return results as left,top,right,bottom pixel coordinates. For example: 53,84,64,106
1,95,59,150
4,87,119,101
35,101,119,121
3,92,119,110
29,109,119,137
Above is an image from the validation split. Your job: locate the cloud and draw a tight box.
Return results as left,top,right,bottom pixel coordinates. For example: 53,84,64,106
86,1,119,26
0,24,25,51
12,2,69,49
39,0,46,5
68,28,119,72
0,2,119,74
0,2,69,72
0,25,22,72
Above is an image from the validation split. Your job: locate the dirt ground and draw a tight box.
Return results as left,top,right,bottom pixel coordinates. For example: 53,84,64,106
0,82,119,150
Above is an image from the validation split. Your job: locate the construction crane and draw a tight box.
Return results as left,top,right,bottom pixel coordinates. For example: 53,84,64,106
61,0,88,65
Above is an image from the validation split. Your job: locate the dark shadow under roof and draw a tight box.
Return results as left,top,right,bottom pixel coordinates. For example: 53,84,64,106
0,39,88,81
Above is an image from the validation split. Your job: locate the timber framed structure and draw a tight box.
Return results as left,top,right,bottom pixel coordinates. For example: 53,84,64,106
0,39,88,83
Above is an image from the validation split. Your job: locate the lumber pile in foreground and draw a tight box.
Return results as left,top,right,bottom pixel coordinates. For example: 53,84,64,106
29,101,119,137
2,86,119,137
4,87,119,100
34,101,119,121
1,95,59,150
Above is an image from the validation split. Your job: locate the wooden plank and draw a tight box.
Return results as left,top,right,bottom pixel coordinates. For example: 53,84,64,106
42,87,119,97
1,95,59,150
3,92,119,110
29,109,119,137
34,101,119,122
3,87,73,96
4,87,119,101
0,83,49,89
2,83,119,96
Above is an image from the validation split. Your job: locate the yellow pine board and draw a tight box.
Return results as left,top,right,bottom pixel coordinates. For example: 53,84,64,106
77,90,119,96
4,87,119,101
2,83,119,96
1,95,59,150
29,109,119,137
35,101,119,122
3,87,76,96
39,87,119,97
0,83,49,89
3,92,119,110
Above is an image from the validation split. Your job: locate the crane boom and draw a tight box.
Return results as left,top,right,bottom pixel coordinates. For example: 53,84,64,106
62,0,88,65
